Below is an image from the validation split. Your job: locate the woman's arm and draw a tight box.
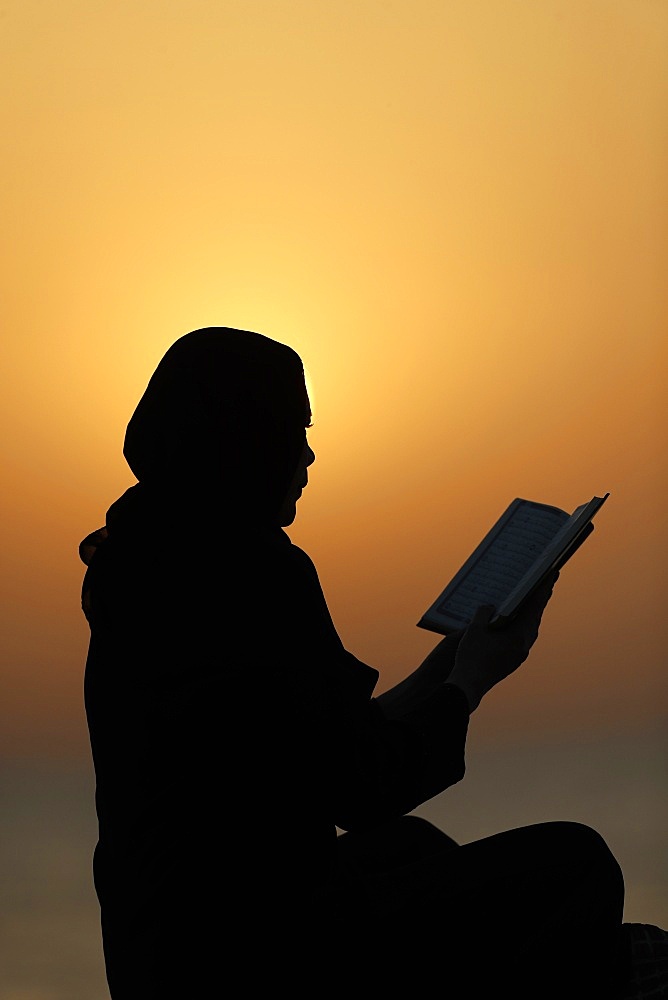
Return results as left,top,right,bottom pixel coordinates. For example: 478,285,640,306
378,570,558,719
375,630,464,719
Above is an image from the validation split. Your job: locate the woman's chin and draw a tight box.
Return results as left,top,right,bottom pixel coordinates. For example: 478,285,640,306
277,501,298,527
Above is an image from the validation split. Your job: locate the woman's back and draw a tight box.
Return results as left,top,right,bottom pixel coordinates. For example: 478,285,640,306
82,500,379,992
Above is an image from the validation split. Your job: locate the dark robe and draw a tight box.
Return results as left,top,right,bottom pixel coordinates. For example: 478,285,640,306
81,328,470,996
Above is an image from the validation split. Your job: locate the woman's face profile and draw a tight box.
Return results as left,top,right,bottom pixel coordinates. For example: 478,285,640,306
277,437,316,527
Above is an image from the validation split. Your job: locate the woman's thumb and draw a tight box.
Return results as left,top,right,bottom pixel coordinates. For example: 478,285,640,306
471,604,496,627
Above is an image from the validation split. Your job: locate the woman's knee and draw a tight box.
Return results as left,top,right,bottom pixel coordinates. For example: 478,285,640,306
396,814,460,852
546,821,624,900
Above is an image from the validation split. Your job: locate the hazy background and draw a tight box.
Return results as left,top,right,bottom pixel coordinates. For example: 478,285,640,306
1,1,666,997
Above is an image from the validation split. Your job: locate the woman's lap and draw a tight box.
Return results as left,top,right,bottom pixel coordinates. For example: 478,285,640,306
330,816,626,998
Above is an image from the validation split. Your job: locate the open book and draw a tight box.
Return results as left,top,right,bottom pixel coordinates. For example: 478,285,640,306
417,493,610,635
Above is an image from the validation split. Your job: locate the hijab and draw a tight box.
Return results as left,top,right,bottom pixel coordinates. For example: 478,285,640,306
80,327,311,589
124,327,309,512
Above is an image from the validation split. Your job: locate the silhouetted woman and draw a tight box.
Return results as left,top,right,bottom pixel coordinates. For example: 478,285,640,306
80,327,665,999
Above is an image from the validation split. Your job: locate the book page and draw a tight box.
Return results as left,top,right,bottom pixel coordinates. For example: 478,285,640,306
433,501,568,626
495,494,609,620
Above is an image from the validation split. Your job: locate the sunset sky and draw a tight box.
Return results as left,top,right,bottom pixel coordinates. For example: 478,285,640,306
2,3,667,995
1,0,666,756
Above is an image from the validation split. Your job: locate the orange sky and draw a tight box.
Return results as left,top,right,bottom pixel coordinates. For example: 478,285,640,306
1,0,666,756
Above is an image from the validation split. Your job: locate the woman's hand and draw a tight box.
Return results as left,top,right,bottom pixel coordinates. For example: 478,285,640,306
447,571,559,712
414,629,464,685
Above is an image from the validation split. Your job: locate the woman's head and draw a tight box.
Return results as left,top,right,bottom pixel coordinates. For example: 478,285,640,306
123,327,312,525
